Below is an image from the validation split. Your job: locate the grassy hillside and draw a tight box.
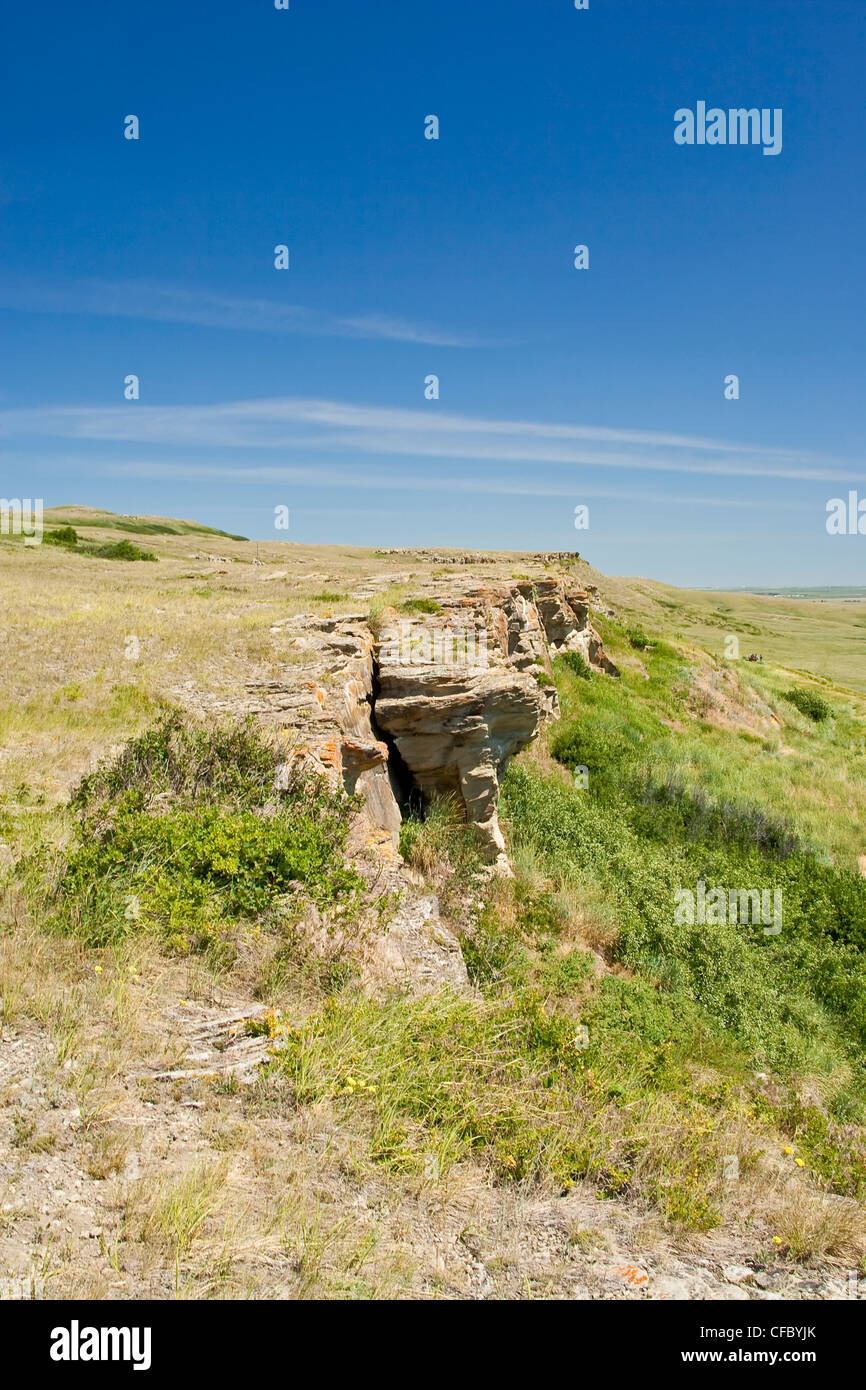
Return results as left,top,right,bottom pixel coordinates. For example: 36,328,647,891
42,505,249,541
608,579,866,697
394,609,866,1231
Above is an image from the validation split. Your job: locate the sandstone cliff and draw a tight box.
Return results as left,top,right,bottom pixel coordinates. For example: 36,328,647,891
247,579,616,870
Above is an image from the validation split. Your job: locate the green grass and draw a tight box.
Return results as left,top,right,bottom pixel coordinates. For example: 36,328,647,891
549,613,866,868
275,985,750,1225
500,622,866,1123
398,598,442,616
619,581,866,696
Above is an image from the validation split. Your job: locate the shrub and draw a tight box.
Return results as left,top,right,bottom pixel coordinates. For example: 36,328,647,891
400,597,442,616
88,539,157,562
555,651,593,681
43,526,78,547
550,718,637,793
783,687,831,722
48,716,362,950
73,714,277,810
632,776,803,859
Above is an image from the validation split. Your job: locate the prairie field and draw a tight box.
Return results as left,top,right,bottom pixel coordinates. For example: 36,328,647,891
1,507,865,1300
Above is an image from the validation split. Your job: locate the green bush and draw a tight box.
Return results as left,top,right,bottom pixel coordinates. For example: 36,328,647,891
554,651,593,681
43,526,78,547
631,775,802,859
782,687,831,722
550,717,639,795
399,597,442,615
73,714,277,810
49,716,362,950
88,539,157,562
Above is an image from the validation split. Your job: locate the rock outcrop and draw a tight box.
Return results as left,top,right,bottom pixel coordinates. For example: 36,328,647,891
360,892,470,995
174,578,615,871
375,663,543,867
169,575,618,985
525,580,619,676
373,580,616,866
247,614,402,854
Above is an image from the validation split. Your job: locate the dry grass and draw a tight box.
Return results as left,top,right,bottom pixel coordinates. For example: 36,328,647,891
772,1188,866,1264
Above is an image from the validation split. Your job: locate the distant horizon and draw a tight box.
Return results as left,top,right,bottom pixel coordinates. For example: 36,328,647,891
18,500,863,600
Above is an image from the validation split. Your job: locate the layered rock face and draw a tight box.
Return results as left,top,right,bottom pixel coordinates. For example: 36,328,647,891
524,580,619,676
188,579,615,869
247,614,402,854
373,580,616,865
375,664,542,865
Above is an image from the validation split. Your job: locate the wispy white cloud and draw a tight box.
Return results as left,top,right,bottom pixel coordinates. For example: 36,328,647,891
0,395,855,482
3,452,817,511
0,279,483,348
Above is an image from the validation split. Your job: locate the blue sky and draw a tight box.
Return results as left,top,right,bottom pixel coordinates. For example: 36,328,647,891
1,0,864,585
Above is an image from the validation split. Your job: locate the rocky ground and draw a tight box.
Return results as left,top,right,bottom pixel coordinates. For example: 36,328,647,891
1,982,859,1301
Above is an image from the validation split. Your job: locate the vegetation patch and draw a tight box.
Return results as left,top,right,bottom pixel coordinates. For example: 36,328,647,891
504,625,866,1125
32,715,362,954
43,526,79,548
274,978,763,1228
554,651,593,681
87,539,158,562
41,528,158,562
783,687,832,722
399,597,442,616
